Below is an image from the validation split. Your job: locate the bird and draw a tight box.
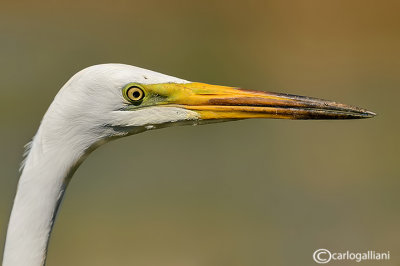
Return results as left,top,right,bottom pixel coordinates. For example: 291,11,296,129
2,63,375,266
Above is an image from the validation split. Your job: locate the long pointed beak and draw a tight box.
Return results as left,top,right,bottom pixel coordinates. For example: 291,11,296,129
147,83,376,120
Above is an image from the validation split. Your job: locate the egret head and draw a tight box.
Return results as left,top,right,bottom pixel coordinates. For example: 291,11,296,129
5,63,377,266
42,63,374,152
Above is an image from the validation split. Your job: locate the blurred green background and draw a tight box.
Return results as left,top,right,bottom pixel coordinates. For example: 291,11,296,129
0,0,399,265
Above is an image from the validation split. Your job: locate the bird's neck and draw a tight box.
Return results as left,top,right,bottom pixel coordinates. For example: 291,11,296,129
2,122,97,266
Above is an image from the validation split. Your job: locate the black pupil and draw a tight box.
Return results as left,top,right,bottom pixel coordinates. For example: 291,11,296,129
132,90,141,99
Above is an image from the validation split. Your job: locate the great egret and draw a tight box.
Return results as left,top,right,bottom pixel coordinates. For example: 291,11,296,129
2,64,375,266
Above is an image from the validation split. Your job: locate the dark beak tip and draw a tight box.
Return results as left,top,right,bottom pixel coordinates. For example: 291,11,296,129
364,110,377,118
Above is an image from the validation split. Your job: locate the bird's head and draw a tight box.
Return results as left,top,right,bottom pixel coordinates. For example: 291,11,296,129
42,64,374,152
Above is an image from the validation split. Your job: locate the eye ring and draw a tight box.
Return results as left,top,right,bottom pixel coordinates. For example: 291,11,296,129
124,84,146,104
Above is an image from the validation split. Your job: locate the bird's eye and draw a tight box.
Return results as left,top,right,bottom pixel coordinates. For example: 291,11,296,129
127,86,144,101
123,84,146,104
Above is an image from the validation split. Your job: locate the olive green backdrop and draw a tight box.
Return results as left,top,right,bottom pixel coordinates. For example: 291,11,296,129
0,0,399,265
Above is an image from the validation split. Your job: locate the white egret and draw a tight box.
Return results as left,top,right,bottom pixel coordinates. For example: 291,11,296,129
2,64,375,266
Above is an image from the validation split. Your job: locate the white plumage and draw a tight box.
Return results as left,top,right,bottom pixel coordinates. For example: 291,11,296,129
3,64,198,266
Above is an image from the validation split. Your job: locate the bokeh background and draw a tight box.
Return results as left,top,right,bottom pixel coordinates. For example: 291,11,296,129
0,0,399,265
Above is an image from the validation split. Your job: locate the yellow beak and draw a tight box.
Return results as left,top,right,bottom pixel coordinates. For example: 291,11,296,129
145,83,375,120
